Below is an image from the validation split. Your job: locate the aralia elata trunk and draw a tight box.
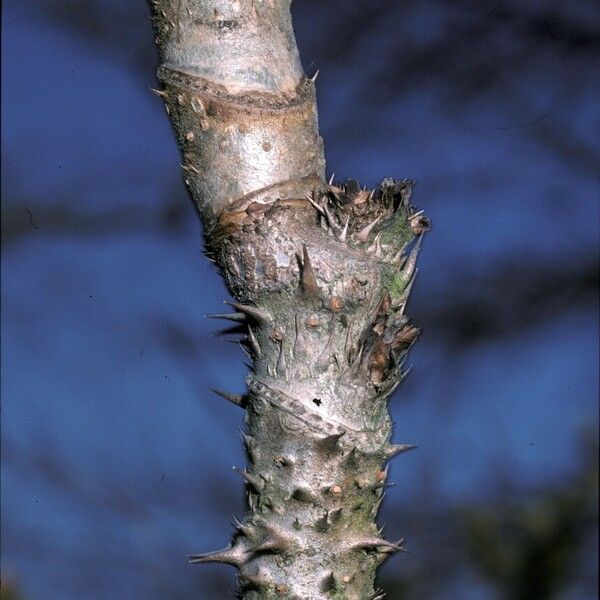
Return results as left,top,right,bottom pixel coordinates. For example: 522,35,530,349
150,1,430,598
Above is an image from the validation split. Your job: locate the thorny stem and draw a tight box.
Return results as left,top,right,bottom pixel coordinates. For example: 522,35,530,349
150,1,430,598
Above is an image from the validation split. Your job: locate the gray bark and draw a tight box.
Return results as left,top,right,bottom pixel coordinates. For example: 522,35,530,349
149,1,430,598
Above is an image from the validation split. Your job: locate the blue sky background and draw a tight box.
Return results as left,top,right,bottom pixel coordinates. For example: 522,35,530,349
1,1,598,598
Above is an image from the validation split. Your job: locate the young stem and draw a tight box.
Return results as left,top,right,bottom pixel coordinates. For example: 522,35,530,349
150,1,430,598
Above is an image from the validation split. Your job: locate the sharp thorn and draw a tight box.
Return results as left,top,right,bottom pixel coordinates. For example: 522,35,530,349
371,495,385,516
348,537,405,553
232,516,254,537
240,430,254,449
205,312,246,322
256,518,288,538
239,571,271,587
370,481,396,491
355,216,381,243
291,487,318,504
224,301,272,323
399,365,414,381
397,270,418,313
341,446,359,468
316,431,346,453
300,244,319,296
322,201,342,235
228,339,252,358
367,232,382,254
330,507,343,521
385,444,418,459
247,325,261,356
250,521,291,552
401,234,424,278
233,467,264,492
321,571,337,591
314,511,331,533
339,214,350,242
306,193,325,215
248,540,273,555
210,388,246,407
188,545,245,566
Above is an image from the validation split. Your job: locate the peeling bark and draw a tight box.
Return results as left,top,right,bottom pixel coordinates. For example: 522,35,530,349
149,1,430,598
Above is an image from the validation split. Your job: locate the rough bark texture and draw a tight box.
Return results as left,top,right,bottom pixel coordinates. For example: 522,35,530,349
150,1,430,598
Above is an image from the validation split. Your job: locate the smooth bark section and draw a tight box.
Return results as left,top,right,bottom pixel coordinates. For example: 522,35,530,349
157,66,325,222
152,0,303,94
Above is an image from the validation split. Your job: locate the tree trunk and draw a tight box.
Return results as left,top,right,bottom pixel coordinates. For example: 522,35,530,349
149,1,430,598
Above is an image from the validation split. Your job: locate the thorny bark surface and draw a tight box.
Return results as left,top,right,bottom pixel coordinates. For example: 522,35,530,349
150,1,430,598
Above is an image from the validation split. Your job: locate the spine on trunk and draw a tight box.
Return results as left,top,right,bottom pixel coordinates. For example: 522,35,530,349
150,2,430,598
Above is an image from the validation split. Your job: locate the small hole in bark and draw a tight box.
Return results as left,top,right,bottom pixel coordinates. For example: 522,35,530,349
313,398,322,406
